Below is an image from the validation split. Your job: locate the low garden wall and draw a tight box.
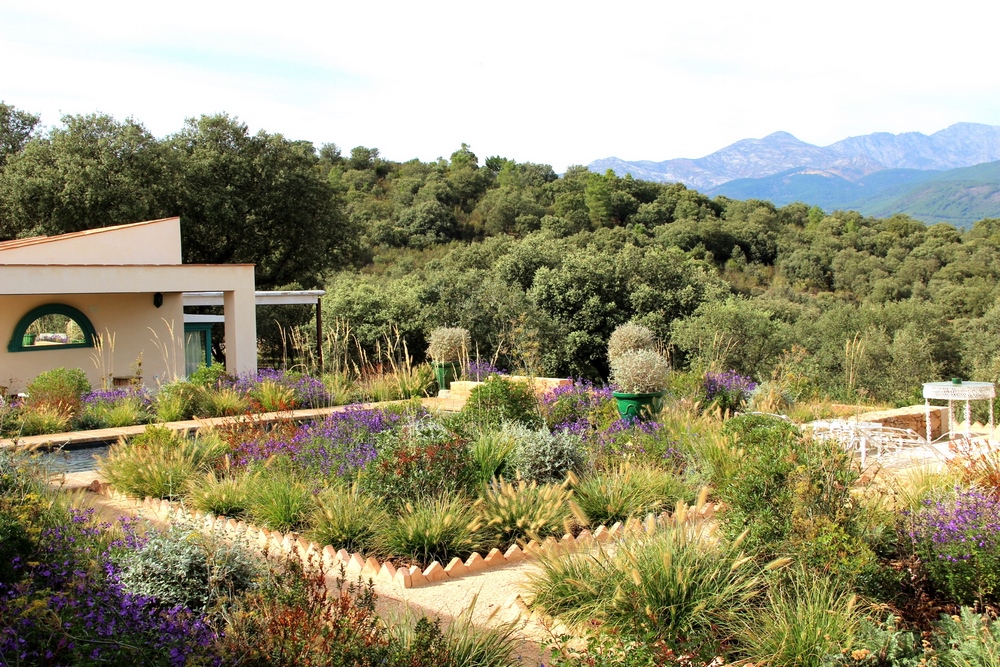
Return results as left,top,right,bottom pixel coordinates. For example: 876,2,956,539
853,405,946,441
93,481,715,590
449,376,572,401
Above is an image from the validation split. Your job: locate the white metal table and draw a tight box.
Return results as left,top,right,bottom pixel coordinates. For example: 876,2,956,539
923,381,995,442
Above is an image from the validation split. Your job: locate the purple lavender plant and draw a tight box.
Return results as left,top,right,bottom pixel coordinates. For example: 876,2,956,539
0,509,218,666
231,368,331,409
909,487,1000,604
464,360,506,381
703,370,757,414
539,379,615,438
231,406,408,478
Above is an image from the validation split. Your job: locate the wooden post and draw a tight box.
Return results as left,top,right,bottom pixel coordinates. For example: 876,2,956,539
316,296,323,374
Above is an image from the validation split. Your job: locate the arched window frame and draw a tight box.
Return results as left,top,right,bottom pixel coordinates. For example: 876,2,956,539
7,304,98,352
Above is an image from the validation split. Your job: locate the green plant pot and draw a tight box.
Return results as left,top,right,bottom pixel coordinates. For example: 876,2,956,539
22,333,36,346
432,361,461,392
613,391,663,420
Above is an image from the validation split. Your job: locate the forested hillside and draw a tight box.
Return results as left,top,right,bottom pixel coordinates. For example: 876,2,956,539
4,104,1000,406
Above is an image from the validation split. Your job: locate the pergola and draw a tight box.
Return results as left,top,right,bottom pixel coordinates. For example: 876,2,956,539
182,290,326,371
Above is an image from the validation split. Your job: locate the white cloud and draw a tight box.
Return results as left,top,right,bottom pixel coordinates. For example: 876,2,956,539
3,0,999,171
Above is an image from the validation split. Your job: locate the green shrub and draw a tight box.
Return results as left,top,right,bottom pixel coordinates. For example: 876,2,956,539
360,417,476,508
715,414,801,553
507,422,585,484
25,367,90,414
480,477,573,547
530,499,764,652
0,451,54,584
383,495,484,565
245,468,315,533
307,483,388,554
186,471,250,518
734,572,861,667
459,376,542,431
935,607,1000,667
469,429,517,487
188,362,230,388
114,522,260,612
571,464,690,527
98,426,226,499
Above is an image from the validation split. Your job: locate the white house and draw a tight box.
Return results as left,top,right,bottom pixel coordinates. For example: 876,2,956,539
0,217,257,393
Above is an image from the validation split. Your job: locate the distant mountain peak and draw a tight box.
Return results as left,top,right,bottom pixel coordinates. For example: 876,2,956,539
591,123,1000,191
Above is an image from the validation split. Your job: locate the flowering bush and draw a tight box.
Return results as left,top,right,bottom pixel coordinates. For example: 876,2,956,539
231,406,404,478
232,368,331,410
539,380,616,436
77,386,152,429
703,370,757,415
360,417,476,508
909,488,1000,604
464,359,505,381
0,509,216,666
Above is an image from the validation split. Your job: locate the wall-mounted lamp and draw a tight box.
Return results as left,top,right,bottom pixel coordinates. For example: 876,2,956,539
153,292,164,308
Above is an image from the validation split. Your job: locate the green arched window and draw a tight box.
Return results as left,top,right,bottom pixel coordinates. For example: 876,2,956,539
7,304,98,352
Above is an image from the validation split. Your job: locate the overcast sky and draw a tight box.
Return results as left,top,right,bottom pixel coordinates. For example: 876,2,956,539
3,0,999,171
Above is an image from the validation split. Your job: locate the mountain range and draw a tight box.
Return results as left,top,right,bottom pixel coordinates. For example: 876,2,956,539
589,123,1000,227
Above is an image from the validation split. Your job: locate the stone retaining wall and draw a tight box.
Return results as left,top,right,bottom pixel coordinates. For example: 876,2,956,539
853,405,946,441
449,376,572,401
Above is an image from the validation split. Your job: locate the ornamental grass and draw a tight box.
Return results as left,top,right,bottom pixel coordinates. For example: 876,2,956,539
569,463,691,527
98,426,226,500
383,495,485,566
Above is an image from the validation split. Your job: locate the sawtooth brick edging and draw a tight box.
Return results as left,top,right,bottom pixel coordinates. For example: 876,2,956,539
93,483,718,590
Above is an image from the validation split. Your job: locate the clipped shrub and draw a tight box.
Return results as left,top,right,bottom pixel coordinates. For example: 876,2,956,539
529,495,765,652
507,422,586,484
426,326,471,363
469,429,517,487
458,376,542,431
98,426,227,500
307,483,388,554
735,572,862,667
383,495,484,565
25,367,90,415
571,464,690,527
114,522,260,612
606,322,657,363
609,350,671,394
480,477,573,546
245,468,315,533
910,487,1000,604
361,417,476,508
186,470,250,518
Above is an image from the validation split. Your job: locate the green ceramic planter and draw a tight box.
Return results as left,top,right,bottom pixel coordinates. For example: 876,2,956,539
613,391,663,420
432,361,461,392
22,333,36,346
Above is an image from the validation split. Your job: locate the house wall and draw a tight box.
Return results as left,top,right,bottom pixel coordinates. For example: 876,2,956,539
0,293,185,393
0,218,182,266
